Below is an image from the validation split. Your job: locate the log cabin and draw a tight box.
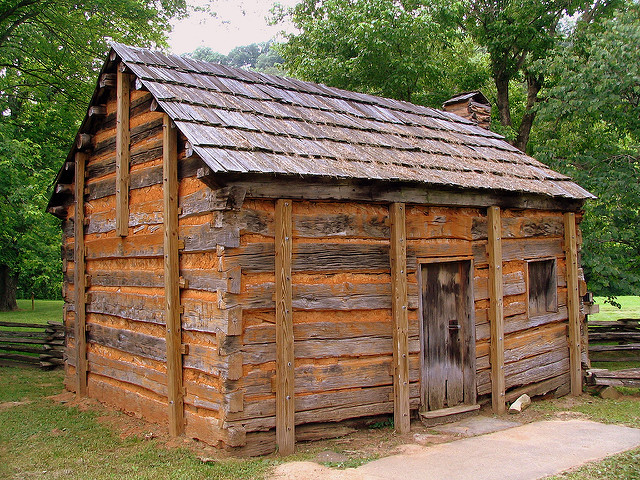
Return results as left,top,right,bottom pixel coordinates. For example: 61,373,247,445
47,43,594,456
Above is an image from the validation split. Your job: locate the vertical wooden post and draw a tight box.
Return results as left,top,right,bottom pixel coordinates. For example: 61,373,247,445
564,212,582,395
116,64,130,237
163,114,184,435
74,151,88,396
488,206,505,413
275,199,294,455
390,203,410,433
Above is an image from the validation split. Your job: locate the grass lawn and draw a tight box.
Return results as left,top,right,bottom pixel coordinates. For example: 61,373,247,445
590,296,640,322
0,367,277,480
589,296,640,370
0,299,64,325
1,299,639,479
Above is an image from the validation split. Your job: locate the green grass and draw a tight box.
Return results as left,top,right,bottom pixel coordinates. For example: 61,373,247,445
0,366,276,480
546,447,640,480
0,299,64,325
590,296,640,322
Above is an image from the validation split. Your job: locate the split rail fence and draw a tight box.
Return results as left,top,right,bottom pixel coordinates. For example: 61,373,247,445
588,318,640,363
0,321,65,369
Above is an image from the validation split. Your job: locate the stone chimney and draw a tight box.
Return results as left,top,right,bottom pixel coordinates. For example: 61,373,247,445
442,91,491,130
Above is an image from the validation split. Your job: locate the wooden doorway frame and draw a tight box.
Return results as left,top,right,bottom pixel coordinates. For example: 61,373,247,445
417,256,477,414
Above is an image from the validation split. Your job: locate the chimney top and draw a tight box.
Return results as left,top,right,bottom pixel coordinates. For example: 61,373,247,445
442,91,491,130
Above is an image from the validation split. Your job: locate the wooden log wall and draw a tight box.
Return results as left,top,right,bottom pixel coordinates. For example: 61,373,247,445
472,209,573,401
58,75,582,455
61,84,244,447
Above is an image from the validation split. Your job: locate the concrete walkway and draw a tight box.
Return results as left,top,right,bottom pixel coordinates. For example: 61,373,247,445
271,419,640,480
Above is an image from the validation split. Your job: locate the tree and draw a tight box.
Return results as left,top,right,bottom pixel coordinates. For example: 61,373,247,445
464,0,623,151
0,0,187,310
189,41,285,74
533,3,640,296
274,0,487,106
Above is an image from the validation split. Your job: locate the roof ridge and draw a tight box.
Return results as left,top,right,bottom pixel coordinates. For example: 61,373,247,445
110,42,491,132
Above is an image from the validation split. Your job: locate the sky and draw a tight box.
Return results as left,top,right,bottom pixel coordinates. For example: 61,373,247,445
168,0,301,55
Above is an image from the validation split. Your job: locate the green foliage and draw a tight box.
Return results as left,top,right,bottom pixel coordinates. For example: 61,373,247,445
534,4,640,295
189,41,285,74
0,299,64,324
274,0,489,106
0,0,187,304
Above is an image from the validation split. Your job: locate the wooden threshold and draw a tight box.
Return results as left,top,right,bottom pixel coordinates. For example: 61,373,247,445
419,404,480,427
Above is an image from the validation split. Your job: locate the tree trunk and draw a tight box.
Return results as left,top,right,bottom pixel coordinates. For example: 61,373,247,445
494,72,512,127
514,73,543,153
0,264,18,311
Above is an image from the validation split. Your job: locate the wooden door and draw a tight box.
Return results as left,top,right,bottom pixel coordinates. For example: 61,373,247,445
421,260,475,412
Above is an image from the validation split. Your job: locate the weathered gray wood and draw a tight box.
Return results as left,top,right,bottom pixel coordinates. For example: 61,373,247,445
163,114,184,436
487,206,505,414
116,65,131,237
243,320,419,345
219,281,419,311
472,216,564,240
179,186,247,218
242,335,420,365
85,156,202,200
389,203,410,434
421,260,472,411
88,352,167,397
86,322,240,377
74,151,88,395
477,348,569,395
228,175,585,212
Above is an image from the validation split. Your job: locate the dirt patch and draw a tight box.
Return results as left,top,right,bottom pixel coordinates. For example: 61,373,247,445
0,400,31,411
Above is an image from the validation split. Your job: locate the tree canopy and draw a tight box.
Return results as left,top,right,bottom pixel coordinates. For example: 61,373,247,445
189,41,285,74
0,0,186,309
533,3,640,296
274,0,490,105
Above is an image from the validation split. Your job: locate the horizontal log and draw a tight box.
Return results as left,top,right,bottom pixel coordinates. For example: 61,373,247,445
0,352,40,364
0,342,46,353
85,290,242,335
0,321,48,329
477,327,567,371
589,344,640,352
0,330,47,338
92,99,158,155
471,215,564,241
588,319,640,329
88,352,167,397
180,186,247,217
505,372,571,402
478,349,569,395
85,267,237,293
476,306,569,341
243,319,418,345
88,376,168,425
242,335,420,365
87,323,166,362
228,174,585,212
589,332,640,342
221,281,419,311
87,322,240,378
474,270,525,301
85,156,202,201
0,336,47,345
225,242,390,273
184,412,246,448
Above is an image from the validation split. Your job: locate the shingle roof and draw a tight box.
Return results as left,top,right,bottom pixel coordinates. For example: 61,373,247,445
107,43,592,200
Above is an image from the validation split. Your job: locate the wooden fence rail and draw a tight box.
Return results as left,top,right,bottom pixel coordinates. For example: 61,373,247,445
588,319,640,363
0,321,65,369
